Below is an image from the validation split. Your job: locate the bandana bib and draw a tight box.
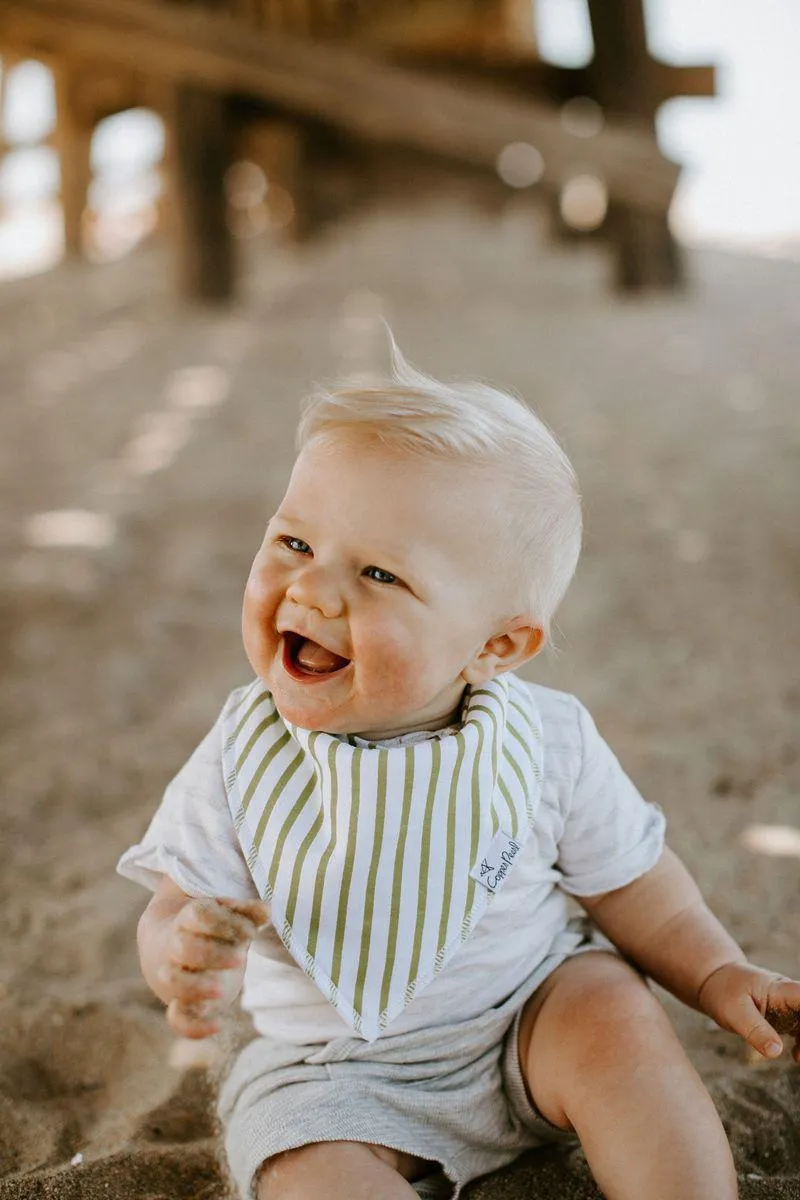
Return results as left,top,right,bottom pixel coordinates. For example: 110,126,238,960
221,673,544,1040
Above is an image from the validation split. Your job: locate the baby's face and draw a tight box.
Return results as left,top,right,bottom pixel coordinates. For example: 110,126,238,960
242,433,508,738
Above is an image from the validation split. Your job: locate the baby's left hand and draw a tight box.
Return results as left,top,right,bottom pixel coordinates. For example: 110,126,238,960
698,962,800,1062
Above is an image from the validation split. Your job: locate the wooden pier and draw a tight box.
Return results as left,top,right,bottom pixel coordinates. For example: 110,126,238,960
0,0,716,300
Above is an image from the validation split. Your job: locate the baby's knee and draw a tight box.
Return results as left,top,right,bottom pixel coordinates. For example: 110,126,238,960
565,959,664,1035
524,953,672,1067
519,954,682,1129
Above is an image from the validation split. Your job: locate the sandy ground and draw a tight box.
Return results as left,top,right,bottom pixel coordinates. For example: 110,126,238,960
0,196,799,1199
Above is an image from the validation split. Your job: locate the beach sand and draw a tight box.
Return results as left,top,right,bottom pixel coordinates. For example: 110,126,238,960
0,196,798,1197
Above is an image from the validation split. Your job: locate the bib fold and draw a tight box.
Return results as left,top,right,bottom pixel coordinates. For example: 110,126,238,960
221,673,544,1040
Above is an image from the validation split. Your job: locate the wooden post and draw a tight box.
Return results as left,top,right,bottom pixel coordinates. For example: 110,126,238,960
585,0,683,289
0,56,9,144
0,58,9,175
167,85,235,302
53,68,93,258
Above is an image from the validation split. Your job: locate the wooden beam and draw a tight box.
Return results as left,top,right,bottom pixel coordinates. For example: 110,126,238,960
388,53,715,105
0,0,680,214
654,62,715,103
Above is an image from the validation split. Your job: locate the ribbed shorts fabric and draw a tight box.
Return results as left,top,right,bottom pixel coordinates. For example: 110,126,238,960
219,919,610,1199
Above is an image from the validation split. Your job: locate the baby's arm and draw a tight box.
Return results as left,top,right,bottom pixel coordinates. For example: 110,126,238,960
138,875,268,1039
580,846,800,1061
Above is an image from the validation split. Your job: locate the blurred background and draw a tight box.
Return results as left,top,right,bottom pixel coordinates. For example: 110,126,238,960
1,0,799,280
0,3,798,1198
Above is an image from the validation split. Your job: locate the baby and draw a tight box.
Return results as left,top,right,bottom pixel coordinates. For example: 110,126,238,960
119,349,800,1200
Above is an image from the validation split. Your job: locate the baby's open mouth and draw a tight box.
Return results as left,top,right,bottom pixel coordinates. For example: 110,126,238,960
282,632,351,680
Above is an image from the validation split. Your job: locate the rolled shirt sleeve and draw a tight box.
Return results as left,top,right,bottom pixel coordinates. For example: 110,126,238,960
556,700,666,898
117,697,258,902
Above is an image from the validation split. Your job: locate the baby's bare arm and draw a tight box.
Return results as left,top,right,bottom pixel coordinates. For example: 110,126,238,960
137,876,268,1038
579,846,744,1009
580,846,800,1060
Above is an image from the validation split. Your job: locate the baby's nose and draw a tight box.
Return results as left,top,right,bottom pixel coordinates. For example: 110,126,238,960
287,564,344,618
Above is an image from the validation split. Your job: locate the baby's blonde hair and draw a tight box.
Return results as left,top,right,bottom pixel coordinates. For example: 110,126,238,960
297,344,582,640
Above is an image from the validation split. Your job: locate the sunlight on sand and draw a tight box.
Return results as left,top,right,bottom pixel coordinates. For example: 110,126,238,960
740,824,800,859
20,362,233,586
24,509,117,550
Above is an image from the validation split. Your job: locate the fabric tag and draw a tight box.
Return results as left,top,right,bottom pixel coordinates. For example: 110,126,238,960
470,829,523,895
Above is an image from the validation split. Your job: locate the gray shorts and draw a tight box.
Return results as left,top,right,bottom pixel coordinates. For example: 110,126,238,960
219,919,608,1199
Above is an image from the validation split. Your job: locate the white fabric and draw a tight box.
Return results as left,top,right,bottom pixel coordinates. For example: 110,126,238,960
220,675,543,1040
117,679,665,1045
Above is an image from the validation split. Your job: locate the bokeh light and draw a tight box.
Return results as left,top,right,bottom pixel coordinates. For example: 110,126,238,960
224,160,268,210
560,96,605,139
559,174,608,230
496,142,546,189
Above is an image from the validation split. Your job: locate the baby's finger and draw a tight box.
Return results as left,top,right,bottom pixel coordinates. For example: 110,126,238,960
170,927,245,973
219,898,270,928
735,998,784,1059
167,998,222,1040
157,964,224,1006
179,898,265,946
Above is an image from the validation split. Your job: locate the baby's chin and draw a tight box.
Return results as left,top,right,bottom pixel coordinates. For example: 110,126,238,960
272,695,417,740
264,671,459,740
268,689,357,736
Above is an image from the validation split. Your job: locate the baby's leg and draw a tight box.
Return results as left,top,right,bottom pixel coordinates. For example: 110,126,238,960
257,1141,427,1199
517,952,738,1200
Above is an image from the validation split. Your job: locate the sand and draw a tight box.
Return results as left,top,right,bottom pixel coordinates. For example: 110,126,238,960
1,195,799,1198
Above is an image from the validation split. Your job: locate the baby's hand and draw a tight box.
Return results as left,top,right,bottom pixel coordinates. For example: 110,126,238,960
159,897,269,1039
698,962,800,1062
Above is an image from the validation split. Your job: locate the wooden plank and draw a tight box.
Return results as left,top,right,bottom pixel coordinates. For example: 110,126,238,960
0,0,679,214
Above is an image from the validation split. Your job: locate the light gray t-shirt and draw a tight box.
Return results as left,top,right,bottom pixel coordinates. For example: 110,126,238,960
117,681,665,1044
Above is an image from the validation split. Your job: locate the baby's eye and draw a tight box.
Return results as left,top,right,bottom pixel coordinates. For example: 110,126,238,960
280,536,311,555
363,565,398,585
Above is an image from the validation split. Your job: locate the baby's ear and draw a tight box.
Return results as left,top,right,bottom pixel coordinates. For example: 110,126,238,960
462,621,544,685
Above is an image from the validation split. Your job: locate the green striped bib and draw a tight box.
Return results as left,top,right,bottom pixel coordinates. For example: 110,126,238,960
221,673,544,1041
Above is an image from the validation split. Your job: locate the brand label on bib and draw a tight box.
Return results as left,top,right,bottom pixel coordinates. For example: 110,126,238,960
470,829,522,895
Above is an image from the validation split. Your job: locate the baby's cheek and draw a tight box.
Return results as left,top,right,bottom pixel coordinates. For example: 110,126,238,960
369,644,436,707
243,565,274,613
242,592,277,674
364,649,404,691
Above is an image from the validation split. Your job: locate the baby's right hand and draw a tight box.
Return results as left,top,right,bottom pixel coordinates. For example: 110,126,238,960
159,897,269,1039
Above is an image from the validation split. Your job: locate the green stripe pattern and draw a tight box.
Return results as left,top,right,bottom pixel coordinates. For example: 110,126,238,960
220,672,544,1041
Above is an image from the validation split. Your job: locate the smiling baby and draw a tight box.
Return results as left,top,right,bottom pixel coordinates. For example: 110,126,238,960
119,346,800,1200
